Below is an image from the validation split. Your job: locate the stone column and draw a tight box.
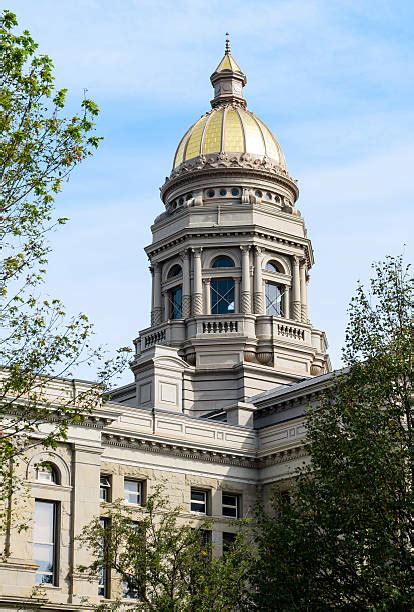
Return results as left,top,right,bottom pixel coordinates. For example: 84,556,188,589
152,262,162,325
192,248,203,316
300,260,308,323
234,278,241,313
203,278,211,314
284,286,291,319
163,291,169,321
292,256,301,321
240,246,251,314
181,249,191,318
253,246,264,314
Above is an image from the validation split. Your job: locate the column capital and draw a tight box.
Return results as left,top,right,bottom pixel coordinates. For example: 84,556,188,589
254,245,264,255
180,248,190,260
192,247,203,256
240,245,251,253
292,255,300,265
202,278,211,285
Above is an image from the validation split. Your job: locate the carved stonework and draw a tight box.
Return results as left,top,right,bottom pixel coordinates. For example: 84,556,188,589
241,291,251,314
185,353,196,366
192,293,203,316
310,364,323,376
166,152,291,184
257,352,272,366
182,295,191,319
292,302,301,322
254,292,264,314
244,351,256,363
152,308,163,326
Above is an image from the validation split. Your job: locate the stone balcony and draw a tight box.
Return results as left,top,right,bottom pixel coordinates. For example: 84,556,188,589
134,313,326,358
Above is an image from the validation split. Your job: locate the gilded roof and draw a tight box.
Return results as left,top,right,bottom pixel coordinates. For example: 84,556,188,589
173,105,287,170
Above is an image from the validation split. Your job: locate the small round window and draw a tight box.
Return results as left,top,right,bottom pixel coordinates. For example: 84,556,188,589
219,189,227,196
231,188,239,196
207,190,215,198
255,190,263,198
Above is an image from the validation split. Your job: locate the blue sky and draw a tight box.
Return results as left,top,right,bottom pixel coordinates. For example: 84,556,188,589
10,1,414,383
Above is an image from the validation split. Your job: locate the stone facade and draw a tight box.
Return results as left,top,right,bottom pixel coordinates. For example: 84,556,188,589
0,43,333,610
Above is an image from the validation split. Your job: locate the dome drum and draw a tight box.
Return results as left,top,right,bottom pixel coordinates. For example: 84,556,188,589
161,164,299,214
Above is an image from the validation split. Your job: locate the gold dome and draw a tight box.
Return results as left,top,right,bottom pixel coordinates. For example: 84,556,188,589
173,105,287,170
172,41,286,172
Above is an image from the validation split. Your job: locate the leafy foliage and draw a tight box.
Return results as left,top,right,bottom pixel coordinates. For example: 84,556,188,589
0,9,129,537
251,255,413,610
78,486,252,611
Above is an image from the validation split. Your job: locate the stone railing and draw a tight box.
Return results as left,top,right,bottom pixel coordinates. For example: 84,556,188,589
276,323,305,341
202,320,239,334
143,327,167,348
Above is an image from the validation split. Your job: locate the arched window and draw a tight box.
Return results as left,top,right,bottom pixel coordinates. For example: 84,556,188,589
35,463,60,484
168,286,182,319
211,278,235,314
266,260,282,274
265,282,285,317
167,264,182,279
212,256,235,269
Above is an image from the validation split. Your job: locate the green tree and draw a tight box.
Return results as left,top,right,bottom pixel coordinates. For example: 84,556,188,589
0,9,128,537
78,486,252,611
251,255,413,611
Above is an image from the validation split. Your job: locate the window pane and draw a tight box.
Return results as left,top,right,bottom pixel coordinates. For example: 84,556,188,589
212,256,235,268
211,279,235,314
34,543,54,573
34,501,54,543
191,491,206,502
169,286,182,319
223,532,236,553
124,480,142,504
191,502,206,513
222,494,237,506
265,282,284,317
223,506,238,517
167,264,182,278
34,501,56,586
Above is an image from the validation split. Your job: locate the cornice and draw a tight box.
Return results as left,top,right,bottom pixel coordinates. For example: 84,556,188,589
161,153,299,202
145,226,311,264
102,432,305,469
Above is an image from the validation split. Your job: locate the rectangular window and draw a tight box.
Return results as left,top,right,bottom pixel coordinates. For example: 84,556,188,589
100,475,111,502
34,500,58,585
222,493,240,518
124,479,143,505
169,286,183,320
265,282,285,317
211,278,235,314
98,518,110,598
222,531,237,553
191,489,209,514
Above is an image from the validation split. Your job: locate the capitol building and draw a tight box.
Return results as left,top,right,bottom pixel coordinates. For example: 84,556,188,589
0,41,332,609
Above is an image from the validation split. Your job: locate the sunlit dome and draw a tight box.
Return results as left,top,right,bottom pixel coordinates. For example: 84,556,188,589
172,37,287,172
173,105,287,170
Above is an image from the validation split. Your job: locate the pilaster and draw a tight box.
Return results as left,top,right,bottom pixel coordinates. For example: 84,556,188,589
181,249,191,318
192,248,203,316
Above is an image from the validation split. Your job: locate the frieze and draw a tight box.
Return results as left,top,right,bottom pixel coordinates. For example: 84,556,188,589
102,432,305,469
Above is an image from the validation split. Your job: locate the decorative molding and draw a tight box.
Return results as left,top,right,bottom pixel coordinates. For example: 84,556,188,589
101,432,305,469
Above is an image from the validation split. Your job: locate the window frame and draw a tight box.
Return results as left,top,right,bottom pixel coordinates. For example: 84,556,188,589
265,281,286,317
33,499,59,586
98,517,111,598
35,463,60,484
100,475,112,502
168,285,183,320
190,488,210,515
211,255,235,269
124,479,144,506
211,277,235,315
222,492,241,518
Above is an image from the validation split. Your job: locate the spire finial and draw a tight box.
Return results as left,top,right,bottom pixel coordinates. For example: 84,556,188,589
225,32,231,55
